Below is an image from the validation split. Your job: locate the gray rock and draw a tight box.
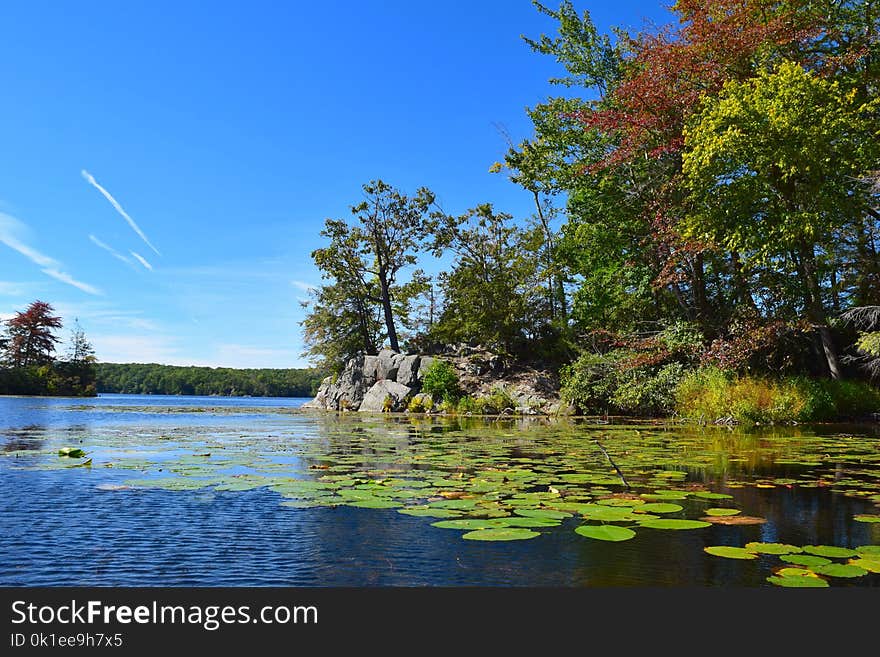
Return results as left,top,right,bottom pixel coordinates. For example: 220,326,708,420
326,353,380,410
396,354,421,387
301,376,333,409
359,380,414,413
416,356,436,380
376,348,405,380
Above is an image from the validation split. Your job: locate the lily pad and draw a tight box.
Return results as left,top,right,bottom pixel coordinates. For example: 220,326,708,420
431,519,498,530
704,546,758,560
513,508,572,520
638,518,712,530
575,525,636,542
767,575,829,588
848,558,880,573
461,528,540,541
637,502,683,514
853,514,880,523
780,554,831,567
397,507,462,518
58,448,87,458
855,545,880,556
693,491,734,500
704,508,741,516
802,545,858,559
812,563,868,578
700,515,766,525
745,542,802,555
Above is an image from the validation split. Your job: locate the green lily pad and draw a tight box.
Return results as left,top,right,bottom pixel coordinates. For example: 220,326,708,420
693,491,734,500
855,545,880,556
853,514,880,523
767,575,829,588
705,508,741,516
397,507,462,518
802,545,858,559
494,517,561,528
58,448,87,458
704,546,758,560
849,558,880,573
745,542,803,555
780,554,831,567
596,497,644,507
428,499,478,510
575,525,636,542
513,508,572,520
776,567,817,578
461,528,540,541
637,502,683,514
638,518,712,530
431,519,498,530
812,563,868,578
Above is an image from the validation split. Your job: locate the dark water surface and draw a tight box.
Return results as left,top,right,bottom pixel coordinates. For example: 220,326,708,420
1,394,878,586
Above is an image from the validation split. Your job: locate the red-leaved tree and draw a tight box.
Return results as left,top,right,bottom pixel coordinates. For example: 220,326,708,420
4,300,63,367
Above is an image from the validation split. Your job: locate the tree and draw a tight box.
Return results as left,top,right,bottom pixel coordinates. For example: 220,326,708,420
304,180,439,369
429,204,544,354
66,320,96,365
682,60,879,378
3,300,63,367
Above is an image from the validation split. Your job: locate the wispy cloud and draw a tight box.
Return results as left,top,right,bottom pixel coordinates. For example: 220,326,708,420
290,280,316,292
81,169,161,256
130,251,154,271
0,213,102,296
89,234,133,266
0,281,33,297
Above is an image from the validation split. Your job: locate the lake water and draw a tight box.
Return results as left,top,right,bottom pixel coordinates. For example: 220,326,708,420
1,393,878,587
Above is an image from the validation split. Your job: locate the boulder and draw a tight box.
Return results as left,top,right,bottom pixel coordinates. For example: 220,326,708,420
396,354,421,387
326,353,380,410
301,376,333,409
377,348,406,380
416,356,436,381
358,380,414,413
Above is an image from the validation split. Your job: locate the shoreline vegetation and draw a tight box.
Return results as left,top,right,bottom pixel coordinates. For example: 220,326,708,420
298,2,880,427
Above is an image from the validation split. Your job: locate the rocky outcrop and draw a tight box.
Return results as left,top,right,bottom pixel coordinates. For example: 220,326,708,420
358,380,413,412
303,351,429,412
302,344,567,415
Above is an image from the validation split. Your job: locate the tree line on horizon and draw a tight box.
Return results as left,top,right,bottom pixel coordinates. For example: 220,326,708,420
301,0,880,417
95,363,326,398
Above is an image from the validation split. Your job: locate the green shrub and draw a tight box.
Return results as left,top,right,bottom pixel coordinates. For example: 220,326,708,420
456,395,478,414
473,387,516,415
675,367,880,424
560,352,686,416
421,359,461,402
407,395,433,413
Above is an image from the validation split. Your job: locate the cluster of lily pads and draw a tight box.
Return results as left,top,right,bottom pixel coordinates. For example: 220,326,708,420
704,542,880,587
3,412,879,585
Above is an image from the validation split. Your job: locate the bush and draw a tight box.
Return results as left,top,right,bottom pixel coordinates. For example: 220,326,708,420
421,359,461,402
560,352,686,416
473,387,516,415
407,395,433,413
675,367,880,424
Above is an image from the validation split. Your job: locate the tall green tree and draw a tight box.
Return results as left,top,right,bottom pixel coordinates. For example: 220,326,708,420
303,180,438,369
682,61,880,377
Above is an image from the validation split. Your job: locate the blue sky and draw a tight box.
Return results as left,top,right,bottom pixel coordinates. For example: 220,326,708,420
0,1,671,368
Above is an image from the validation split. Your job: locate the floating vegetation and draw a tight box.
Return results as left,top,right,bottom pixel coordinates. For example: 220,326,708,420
575,525,636,542
7,408,880,586
704,546,758,559
461,528,539,541
745,542,802,555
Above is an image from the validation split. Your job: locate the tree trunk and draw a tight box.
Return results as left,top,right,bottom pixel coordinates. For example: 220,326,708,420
797,242,842,379
378,272,399,352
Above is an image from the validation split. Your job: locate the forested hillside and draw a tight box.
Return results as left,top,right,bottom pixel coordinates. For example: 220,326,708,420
96,363,326,397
